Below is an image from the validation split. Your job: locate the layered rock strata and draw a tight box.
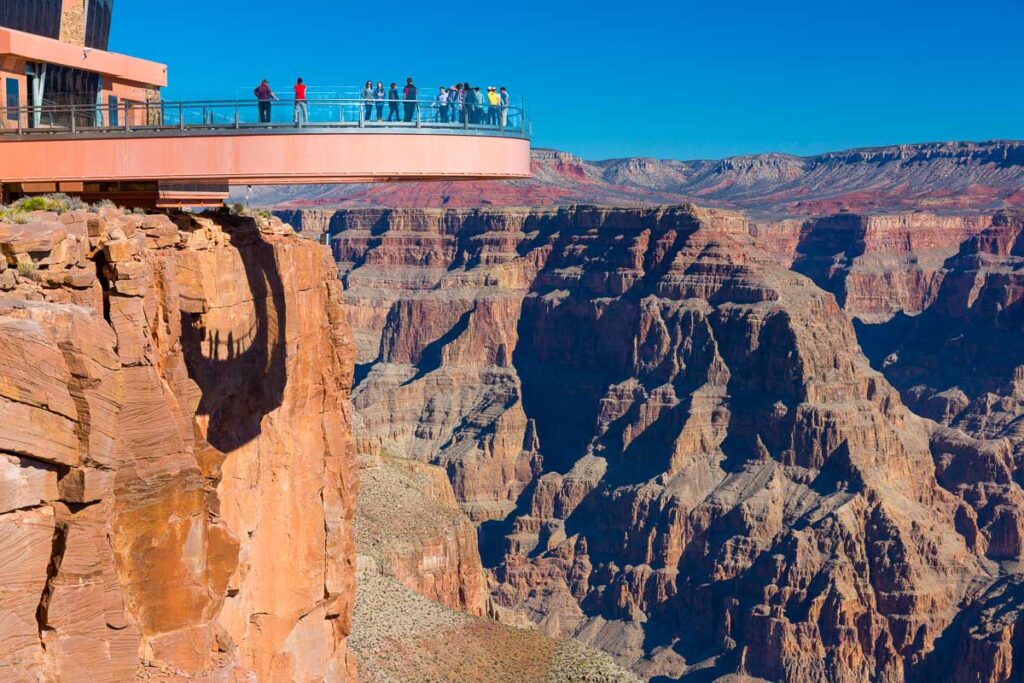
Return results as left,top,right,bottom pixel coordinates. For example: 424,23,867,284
856,210,1024,574
754,212,990,321
0,208,357,681
335,205,1008,681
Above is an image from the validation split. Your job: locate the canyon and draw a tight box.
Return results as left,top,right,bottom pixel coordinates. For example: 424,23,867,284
320,203,1023,682
2,142,1022,682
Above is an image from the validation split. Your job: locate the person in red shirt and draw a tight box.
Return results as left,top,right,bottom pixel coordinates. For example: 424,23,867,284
293,77,308,126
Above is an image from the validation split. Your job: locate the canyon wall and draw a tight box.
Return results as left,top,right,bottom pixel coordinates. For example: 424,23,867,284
331,204,1021,682
0,209,357,681
755,212,991,321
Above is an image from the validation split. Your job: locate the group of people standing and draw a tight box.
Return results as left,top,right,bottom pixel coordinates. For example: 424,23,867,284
360,78,421,123
430,84,510,126
253,77,511,126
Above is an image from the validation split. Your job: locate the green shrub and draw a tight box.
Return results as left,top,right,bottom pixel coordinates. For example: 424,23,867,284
13,196,48,212
92,199,118,210
9,193,86,214
16,260,38,281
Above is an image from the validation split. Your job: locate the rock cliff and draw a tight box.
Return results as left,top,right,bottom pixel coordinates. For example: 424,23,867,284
0,208,358,681
334,204,1019,682
755,212,991,321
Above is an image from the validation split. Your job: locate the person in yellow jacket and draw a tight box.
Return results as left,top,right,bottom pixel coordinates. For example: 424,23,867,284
486,86,501,126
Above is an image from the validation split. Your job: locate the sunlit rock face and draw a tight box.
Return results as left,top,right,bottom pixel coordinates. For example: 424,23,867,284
0,209,357,681
335,204,1019,682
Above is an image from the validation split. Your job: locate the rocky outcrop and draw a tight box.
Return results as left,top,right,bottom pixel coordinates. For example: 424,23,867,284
0,208,357,681
351,562,641,683
335,204,1009,681
351,451,640,682
355,452,488,615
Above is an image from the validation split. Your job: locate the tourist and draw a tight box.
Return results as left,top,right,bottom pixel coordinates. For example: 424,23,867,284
450,84,462,123
436,87,448,123
374,82,385,121
387,82,400,121
472,86,483,124
499,86,509,127
403,77,417,122
463,83,476,124
487,86,500,125
254,79,278,124
362,81,374,122
293,77,308,126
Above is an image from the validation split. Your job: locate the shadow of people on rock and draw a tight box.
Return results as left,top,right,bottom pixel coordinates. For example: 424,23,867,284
178,213,288,454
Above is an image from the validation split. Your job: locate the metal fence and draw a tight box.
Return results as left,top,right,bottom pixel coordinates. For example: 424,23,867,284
0,97,529,138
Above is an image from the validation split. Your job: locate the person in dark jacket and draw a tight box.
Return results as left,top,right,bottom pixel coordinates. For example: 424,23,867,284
374,82,385,121
403,77,417,122
387,82,400,121
463,82,476,124
254,79,278,123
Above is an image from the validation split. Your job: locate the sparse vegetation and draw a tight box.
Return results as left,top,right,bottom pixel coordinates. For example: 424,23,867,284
0,208,33,224
91,198,118,211
10,193,87,215
16,261,38,281
13,196,48,212
224,202,271,221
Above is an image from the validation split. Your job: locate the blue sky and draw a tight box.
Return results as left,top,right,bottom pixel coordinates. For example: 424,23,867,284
112,0,1024,160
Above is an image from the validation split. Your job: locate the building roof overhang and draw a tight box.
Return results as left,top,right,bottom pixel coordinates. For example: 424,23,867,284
0,27,167,88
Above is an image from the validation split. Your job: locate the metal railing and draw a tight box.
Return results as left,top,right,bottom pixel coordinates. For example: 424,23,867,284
0,97,530,139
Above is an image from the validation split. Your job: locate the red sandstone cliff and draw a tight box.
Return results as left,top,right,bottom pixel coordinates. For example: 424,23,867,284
0,208,357,681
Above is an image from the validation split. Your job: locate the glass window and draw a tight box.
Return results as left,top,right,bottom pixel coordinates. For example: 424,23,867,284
6,79,19,121
108,94,118,127
0,0,63,39
85,0,113,50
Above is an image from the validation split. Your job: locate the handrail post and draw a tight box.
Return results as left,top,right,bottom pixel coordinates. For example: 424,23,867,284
178,102,184,130
234,103,240,129
358,102,364,128
416,105,421,128
124,102,130,132
70,104,76,134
